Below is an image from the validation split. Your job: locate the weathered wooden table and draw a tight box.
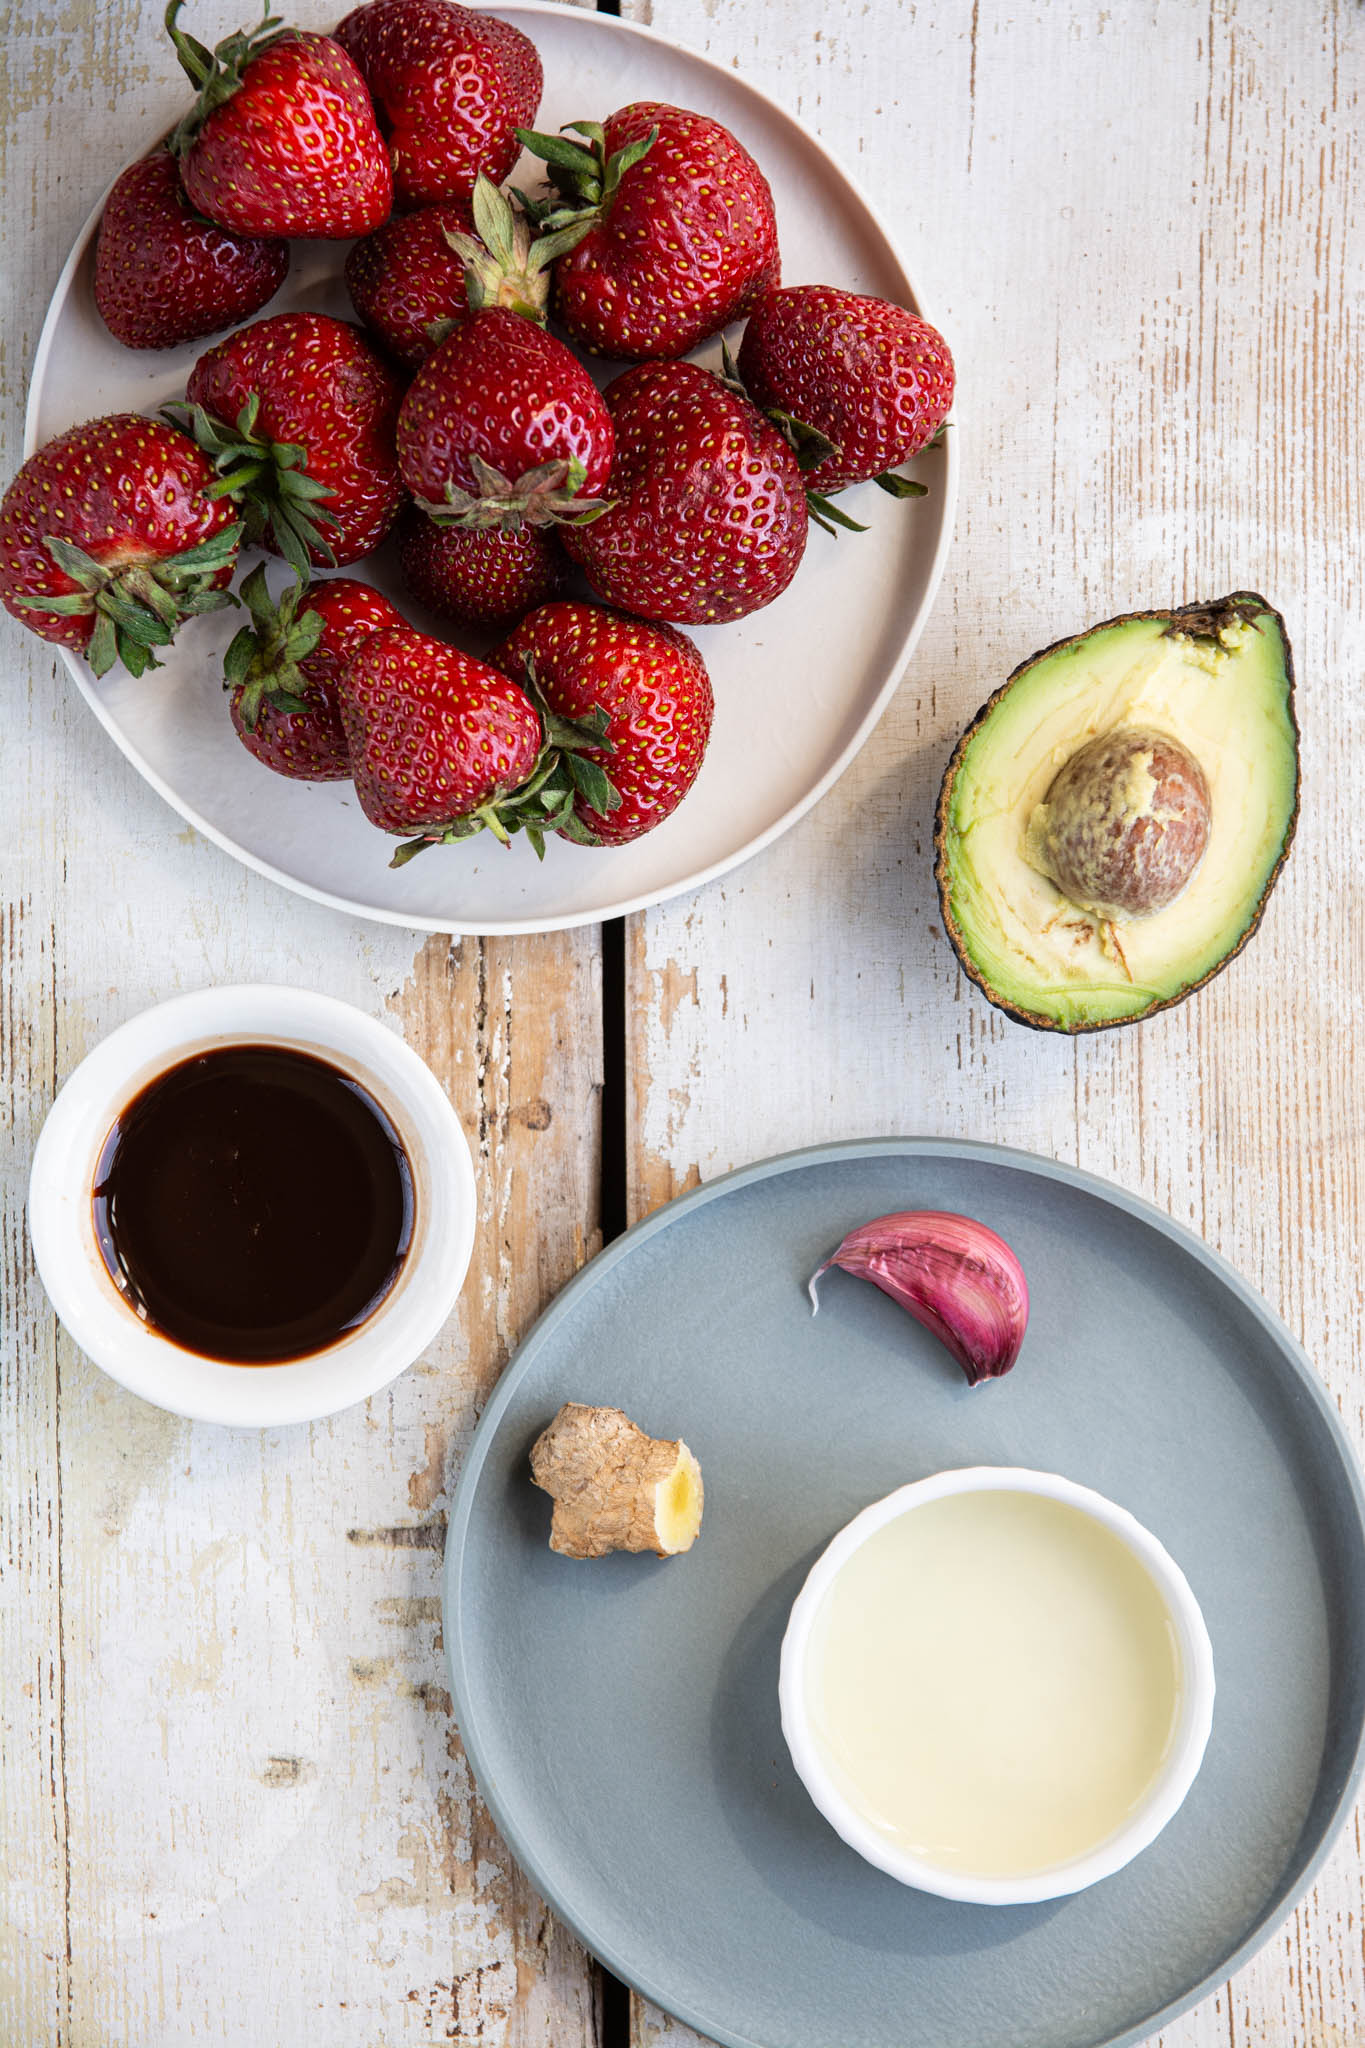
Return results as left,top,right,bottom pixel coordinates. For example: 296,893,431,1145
4,1,1362,2042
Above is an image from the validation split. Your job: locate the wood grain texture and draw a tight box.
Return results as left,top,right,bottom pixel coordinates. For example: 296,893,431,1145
4,0,1364,2045
0,3,604,2043
622,2,1365,2046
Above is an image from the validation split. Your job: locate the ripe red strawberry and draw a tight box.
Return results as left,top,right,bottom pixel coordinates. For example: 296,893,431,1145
225,566,407,780
175,313,405,575
335,0,542,211
345,203,475,371
396,307,613,529
165,3,391,238
344,177,567,370
493,602,712,845
0,414,240,677
518,103,779,360
737,287,955,494
562,360,807,625
398,507,564,627
93,150,288,351
337,626,546,854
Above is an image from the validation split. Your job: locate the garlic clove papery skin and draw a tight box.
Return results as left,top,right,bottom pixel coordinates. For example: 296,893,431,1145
808,1210,1029,1385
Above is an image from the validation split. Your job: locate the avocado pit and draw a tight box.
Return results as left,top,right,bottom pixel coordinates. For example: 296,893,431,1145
1025,726,1211,922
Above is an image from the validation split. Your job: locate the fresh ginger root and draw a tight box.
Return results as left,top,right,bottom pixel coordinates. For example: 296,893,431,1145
529,1402,704,1559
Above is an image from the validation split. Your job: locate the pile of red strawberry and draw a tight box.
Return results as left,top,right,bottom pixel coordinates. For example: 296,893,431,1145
0,0,954,865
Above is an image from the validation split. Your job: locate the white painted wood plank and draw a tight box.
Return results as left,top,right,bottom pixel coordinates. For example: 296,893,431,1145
624,2,1365,2045
0,3,604,2041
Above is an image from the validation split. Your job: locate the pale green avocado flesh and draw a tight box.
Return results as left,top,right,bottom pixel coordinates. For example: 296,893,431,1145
936,598,1299,1031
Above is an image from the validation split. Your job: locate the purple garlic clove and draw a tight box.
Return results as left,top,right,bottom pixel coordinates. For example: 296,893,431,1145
808,1210,1029,1385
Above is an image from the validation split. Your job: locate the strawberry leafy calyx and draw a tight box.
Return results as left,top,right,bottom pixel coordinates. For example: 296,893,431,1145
164,0,291,159
164,393,339,579
389,656,621,868
15,522,243,679
512,119,659,248
436,176,594,329
221,561,326,728
418,451,613,534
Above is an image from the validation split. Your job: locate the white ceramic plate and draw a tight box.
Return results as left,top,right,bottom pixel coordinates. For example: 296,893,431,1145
27,1,956,934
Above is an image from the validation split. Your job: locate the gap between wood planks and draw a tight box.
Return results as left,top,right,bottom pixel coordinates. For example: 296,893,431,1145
597,914,630,2040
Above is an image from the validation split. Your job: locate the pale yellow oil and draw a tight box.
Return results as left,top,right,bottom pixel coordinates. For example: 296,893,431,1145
805,1489,1182,1875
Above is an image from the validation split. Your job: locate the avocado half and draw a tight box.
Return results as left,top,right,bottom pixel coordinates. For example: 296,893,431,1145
933,593,1300,1032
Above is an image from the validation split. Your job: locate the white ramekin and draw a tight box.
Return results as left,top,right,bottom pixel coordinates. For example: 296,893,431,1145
28,985,477,1427
779,1465,1216,1904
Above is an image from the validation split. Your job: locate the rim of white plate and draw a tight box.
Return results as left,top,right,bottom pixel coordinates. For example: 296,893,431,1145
25,0,958,935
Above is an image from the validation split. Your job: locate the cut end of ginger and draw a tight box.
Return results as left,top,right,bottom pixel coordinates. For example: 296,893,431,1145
529,1401,704,1559
653,1443,705,1553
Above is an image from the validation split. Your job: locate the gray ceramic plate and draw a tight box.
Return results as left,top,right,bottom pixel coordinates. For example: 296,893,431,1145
443,1138,1365,2048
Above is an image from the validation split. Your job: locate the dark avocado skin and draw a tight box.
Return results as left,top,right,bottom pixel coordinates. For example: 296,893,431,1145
932,592,1301,1034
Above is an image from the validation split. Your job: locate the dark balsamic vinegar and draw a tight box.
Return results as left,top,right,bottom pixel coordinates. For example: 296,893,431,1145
92,1045,414,1365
